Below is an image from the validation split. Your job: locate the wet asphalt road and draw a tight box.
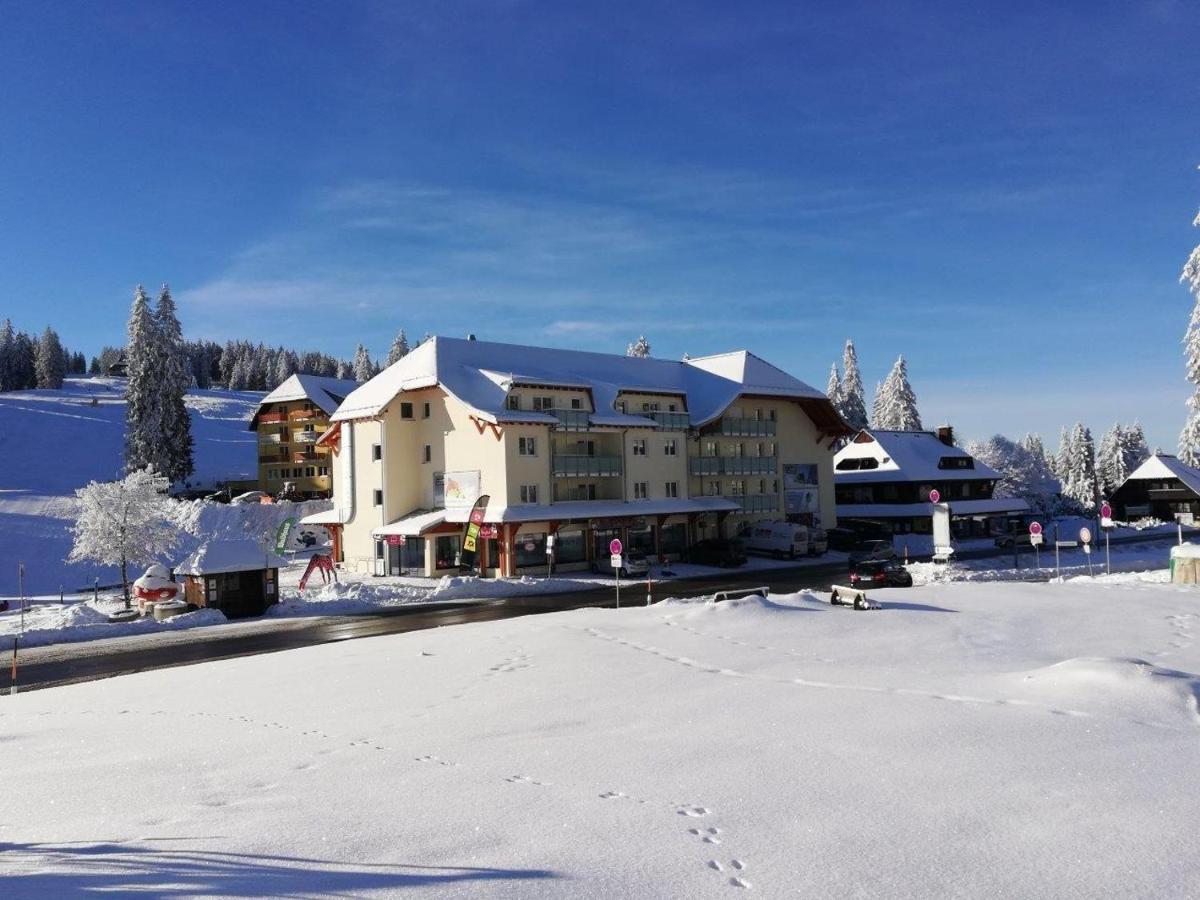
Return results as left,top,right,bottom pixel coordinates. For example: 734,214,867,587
6,530,1176,694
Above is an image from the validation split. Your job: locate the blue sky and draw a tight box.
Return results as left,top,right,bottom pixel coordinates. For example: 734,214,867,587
1,1,1197,449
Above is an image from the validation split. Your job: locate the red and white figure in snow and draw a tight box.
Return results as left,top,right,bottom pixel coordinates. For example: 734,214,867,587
133,563,180,611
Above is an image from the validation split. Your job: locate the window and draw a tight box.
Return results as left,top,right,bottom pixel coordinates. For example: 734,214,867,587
632,439,646,456
306,467,316,477
616,400,626,413
423,445,432,463
706,480,720,496
372,444,382,461
704,440,717,457
373,489,383,506
532,396,553,411
768,409,777,421
729,480,744,496
634,481,649,499
515,533,546,568
520,484,538,504
519,436,537,456
755,408,763,420
665,481,679,498
434,535,461,570
506,394,520,410
642,401,659,412
318,466,330,476
759,479,766,494
668,403,677,412
664,439,677,456
423,402,431,419
756,442,764,457
400,402,413,419
570,398,582,409
292,468,303,478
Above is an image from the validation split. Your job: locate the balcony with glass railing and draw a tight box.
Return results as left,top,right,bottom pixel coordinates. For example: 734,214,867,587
689,456,777,476
715,417,777,437
546,408,591,430
551,454,623,477
725,494,779,513
641,410,690,430
293,430,319,444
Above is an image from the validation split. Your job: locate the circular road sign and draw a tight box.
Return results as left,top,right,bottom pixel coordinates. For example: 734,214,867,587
1101,502,1113,520
1079,526,1092,543
1029,521,1043,536
928,489,941,504
609,538,623,555
523,541,536,552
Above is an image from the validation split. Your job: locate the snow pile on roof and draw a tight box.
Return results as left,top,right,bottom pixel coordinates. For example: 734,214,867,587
1123,453,1200,496
174,540,288,576
835,429,1002,483
331,336,832,428
256,374,360,419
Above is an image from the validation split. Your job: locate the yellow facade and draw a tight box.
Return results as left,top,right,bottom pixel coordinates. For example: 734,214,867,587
255,401,336,497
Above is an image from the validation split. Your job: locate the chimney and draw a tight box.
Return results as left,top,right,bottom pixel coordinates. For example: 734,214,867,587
936,424,954,447
467,333,476,341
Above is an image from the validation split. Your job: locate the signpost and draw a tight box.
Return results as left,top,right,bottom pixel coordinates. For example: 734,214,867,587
610,539,623,608
928,488,941,504
1029,521,1043,567
1100,503,1113,573
546,534,555,578
1080,527,1094,576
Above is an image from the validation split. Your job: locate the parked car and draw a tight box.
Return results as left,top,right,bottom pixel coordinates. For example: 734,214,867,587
849,559,914,588
847,539,897,568
686,539,748,568
826,527,860,552
592,548,651,578
743,521,809,559
994,530,1041,549
230,490,270,505
807,527,829,555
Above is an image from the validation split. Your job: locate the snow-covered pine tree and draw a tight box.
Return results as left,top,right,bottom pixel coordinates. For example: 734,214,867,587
0,318,14,391
273,349,298,386
839,340,869,431
1096,423,1126,499
1121,423,1150,475
1054,425,1073,481
968,434,1060,514
873,356,922,431
626,336,651,358
353,344,374,382
870,380,884,429
386,329,410,366
1020,433,1052,475
229,355,251,390
1063,423,1098,513
68,466,178,608
1180,170,1200,464
125,285,169,476
336,359,353,380
9,331,36,389
34,326,66,388
155,284,194,483
825,363,842,406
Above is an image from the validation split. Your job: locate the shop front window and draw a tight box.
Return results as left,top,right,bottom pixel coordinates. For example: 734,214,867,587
515,532,547,568
435,535,461,570
661,523,687,555
555,530,586,564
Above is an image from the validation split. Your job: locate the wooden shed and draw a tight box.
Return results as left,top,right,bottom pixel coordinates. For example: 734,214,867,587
174,540,288,619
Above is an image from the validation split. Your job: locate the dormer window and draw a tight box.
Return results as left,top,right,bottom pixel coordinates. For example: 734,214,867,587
506,395,520,410
836,457,880,471
937,457,975,470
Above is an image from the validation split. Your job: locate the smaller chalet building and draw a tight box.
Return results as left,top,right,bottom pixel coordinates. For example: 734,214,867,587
1111,454,1200,521
174,540,287,619
834,427,1029,537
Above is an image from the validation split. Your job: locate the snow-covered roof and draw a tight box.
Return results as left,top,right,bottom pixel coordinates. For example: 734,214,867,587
834,429,1002,484
330,337,841,431
374,509,449,537
1121,454,1200,496
837,498,1030,519
373,497,739,532
174,540,288,576
250,374,360,428
299,508,347,526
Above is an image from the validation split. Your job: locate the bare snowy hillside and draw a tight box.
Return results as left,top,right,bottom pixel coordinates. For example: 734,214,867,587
0,377,262,595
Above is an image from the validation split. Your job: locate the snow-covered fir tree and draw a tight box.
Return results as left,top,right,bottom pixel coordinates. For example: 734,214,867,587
336,359,354,380
68,466,179,608
125,285,168,476
386,329,410,366
870,380,884,429
1060,423,1098,513
0,318,15,391
838,339,869,431
273,349,298,385
1179,171,1200,464
1096,423,1128,499
872,356,922,431
353,344,374,382
155,284,194,483
33,326,66,389
1121,423,1150,475
967,434,1060,514
825,363,842,407
626,336,651,358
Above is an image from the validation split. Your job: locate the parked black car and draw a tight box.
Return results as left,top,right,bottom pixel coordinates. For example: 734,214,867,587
847,539,897,568
686,539,747,568
849,559,914,588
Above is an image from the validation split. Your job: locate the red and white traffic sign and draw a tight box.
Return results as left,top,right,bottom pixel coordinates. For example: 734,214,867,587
1079,526,1092,543
1100,503,1112,520
1029,521,1043,536
928,489,941,504
609,538,623,555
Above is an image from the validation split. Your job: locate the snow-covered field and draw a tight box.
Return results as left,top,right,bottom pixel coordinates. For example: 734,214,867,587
5,573,1200,898
0,377,265,596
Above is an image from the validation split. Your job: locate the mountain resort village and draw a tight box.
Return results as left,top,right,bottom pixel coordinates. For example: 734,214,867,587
4,5,1200,898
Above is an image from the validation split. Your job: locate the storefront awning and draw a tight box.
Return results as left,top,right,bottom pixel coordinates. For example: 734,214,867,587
373,509,449,537
448,497,739,524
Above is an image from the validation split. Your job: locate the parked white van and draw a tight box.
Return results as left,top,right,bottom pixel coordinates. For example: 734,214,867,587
744,521,810,559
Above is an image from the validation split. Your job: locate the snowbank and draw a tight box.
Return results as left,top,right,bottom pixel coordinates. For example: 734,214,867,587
0,596,226,649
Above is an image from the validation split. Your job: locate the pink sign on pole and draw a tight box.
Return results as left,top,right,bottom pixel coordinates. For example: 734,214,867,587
609,538,623,555
1029,521,1043,536
928,489,941,504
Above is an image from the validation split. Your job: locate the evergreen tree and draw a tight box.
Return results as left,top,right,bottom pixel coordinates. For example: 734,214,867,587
839,339,869,431
1096,423,1126,499
353,344,374,382
968,434,1060,514
1180,171,1200,464
626,336,651,358
11,331,36,389
872,356,922,431
1121,423,1150,475
0,318,14,391
336,359,354,380
1061,423,1098,513
870,380,885,429
125,285,167,475
386,329,410,366
825,363,842,407
34,326,66,388
155,284,194,483
89,356,101,375
273,349,298,386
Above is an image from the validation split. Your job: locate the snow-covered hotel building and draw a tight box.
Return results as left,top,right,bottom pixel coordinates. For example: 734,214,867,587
833,427,1029,537
303,337,848,577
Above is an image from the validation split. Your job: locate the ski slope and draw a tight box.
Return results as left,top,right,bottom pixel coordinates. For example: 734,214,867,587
4,573,1200,897
0,377,262,596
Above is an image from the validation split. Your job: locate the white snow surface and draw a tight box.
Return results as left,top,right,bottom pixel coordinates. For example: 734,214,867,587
5,576,1200,897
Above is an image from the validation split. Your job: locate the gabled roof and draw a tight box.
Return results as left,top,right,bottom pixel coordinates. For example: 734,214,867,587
330,336,844,433
834,429,1002,483
174,540,288,575
250,374,360,429
1121,453,1200,496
